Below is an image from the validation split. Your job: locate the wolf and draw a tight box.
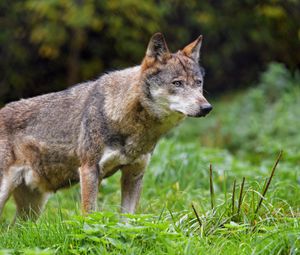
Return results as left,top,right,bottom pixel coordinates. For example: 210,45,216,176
0,33,212,220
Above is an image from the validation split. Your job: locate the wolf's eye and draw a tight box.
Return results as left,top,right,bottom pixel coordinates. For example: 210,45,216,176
172,80,183,87
196,80,202,86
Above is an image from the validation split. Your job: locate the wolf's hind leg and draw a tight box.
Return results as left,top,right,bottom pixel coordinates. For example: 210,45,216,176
0,158,15,216
13,183,49,221
0,174,14,218
0,147,15,218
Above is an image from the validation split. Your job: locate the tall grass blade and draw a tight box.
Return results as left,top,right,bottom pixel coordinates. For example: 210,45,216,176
209,164,215,210
255,150,283,214
232,179,236,216
237,177,245,216
191,203,202,228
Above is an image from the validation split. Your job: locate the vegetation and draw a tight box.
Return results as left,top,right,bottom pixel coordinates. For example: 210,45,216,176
0,63,299,254
1,1,300,103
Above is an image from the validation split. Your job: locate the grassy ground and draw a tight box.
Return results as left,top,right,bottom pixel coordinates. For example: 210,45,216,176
0,63,299,254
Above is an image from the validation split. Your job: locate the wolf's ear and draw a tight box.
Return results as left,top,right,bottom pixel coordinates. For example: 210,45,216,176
182,35,203,62
145,33,170,62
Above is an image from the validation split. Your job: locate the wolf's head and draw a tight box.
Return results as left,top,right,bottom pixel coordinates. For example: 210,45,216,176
140,33,212,119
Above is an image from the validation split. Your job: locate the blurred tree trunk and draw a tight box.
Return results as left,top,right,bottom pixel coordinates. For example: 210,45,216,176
67,28,85,86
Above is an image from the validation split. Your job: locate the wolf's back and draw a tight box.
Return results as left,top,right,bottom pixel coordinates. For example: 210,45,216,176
0,81,99,141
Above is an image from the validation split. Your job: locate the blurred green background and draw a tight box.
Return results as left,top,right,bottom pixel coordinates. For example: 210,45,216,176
1,0,299,104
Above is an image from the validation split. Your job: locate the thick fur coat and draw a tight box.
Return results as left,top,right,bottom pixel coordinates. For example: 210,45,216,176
0,33,212,220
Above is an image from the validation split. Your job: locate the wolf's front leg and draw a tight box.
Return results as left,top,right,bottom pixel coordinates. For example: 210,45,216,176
79,164,100,214
121,154,150,214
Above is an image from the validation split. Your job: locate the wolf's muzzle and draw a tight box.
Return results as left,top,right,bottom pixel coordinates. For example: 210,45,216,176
200,104,213,116
188,103,213,118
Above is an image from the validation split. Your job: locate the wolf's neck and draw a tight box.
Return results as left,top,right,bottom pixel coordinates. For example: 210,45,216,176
102,66,143,122
101,66,183,139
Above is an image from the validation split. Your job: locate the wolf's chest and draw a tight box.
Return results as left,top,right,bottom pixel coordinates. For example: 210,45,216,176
98,148,128,175
98,147,133,176
98,145,151,178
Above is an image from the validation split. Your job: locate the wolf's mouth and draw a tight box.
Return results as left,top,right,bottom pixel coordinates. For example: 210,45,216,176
174,110,186,116
187,114,205,118
187,112,210,118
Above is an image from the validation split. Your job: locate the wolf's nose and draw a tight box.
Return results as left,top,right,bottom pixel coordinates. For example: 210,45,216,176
200,104,213,115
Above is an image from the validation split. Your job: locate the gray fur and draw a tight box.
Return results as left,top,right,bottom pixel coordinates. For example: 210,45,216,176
0,33,212,220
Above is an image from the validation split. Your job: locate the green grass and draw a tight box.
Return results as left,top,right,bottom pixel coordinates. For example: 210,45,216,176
0,63,299,254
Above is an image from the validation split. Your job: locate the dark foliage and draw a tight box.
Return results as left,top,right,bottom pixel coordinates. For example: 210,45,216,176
1,0,299,104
